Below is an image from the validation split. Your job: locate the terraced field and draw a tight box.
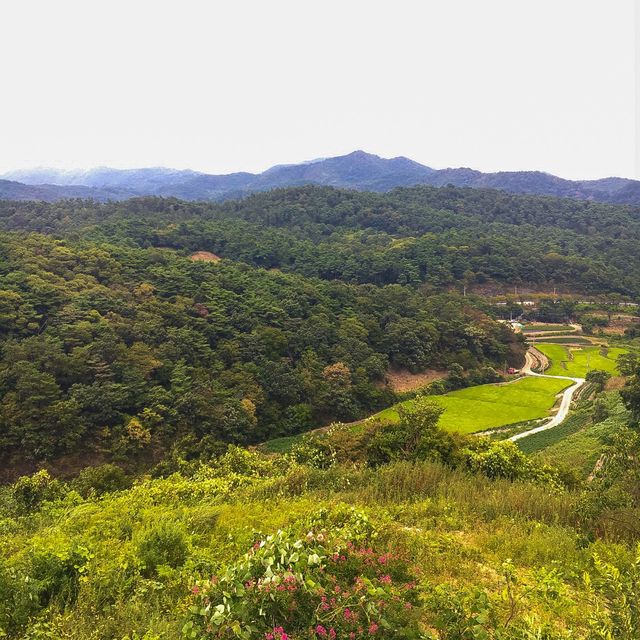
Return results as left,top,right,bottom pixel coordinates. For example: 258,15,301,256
536,344,627,377
532,336,593,345
522,323,575,333
375,376,572,434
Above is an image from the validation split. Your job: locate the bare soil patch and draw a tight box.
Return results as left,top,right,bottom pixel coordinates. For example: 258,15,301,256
383,368,447,393
605,376,626,391
190,251,221,262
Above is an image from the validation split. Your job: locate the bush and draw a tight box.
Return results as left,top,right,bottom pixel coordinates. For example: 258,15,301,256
592,396,610,423
366,399,454,466
468,365,503,386
586,370,611,392
446,363,466,390
463,439,561,486
184,512,422,639
0,563,41,636
29,545,90,608
71,464,132,497
10,470,66,513
136,522,189,575
585,545,640,639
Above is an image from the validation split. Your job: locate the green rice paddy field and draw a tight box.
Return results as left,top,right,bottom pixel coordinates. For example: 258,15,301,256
264,376,572,452
535,344,627,377
374,376,572,434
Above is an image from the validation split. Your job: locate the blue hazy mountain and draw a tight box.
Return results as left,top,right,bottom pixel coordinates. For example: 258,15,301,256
3,151,640,204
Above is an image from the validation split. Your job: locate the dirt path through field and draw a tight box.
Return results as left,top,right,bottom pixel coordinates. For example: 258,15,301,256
508,348,585,442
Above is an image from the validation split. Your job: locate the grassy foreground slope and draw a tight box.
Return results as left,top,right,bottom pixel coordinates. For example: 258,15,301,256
375,376,571,433
0,447,637,640
536,344,627,377
526,392,633,478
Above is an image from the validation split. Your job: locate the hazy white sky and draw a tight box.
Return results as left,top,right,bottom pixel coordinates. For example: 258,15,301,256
0,0,636,179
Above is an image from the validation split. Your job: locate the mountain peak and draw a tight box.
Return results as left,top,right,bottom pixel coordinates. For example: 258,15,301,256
2,153,640,205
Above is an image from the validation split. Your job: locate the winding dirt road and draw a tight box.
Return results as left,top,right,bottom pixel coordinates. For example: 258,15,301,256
508,349,586,442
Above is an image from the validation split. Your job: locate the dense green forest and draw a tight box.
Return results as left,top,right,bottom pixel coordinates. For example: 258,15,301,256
0,230,520,474
1,185,640,294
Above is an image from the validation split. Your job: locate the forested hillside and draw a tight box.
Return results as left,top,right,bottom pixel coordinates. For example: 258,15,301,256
0,231,519,475
1,184,638,294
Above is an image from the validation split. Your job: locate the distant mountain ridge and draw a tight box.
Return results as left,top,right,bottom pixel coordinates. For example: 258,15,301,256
0,179,134,202
3,150,640,204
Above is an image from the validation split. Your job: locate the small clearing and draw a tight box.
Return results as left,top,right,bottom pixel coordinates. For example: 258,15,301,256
605,376,626,391
190,251,221,262
383,368,447,393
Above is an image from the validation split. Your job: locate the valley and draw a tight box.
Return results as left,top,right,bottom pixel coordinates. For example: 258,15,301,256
4,2,639,636
1,185,639,639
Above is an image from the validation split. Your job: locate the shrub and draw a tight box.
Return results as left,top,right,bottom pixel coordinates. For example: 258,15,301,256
183,512,423,639
10,470,66,513
212,445,276,478
586,370,611,392
28,545,90,608
584,545,640,639
591,396,609,423
0,563,41,635
288,436,336,469
463,439,561,487
468,365,503,386
424,583,497,639
366,399,454,466
71,463,132,497
136,522,189,575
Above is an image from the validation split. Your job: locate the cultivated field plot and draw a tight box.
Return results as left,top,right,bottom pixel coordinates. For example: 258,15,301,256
522,324,575,333
376,376,572,434
532,336,593,345
536,344,627,377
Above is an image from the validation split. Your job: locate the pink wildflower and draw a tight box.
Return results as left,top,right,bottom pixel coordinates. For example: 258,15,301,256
315,625,327,637
369,622,379,634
